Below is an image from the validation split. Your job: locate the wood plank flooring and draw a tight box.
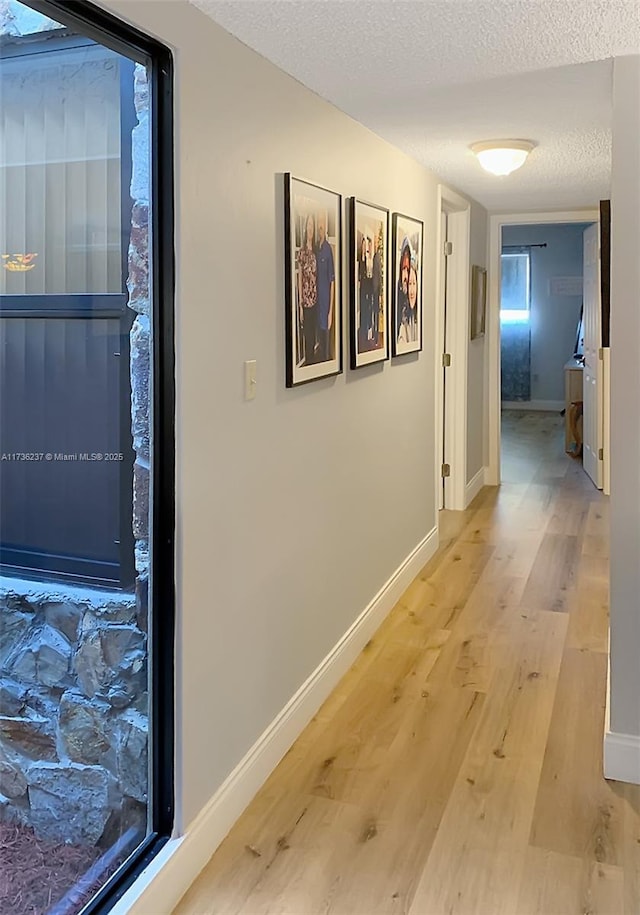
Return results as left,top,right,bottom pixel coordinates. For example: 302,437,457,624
175,411,640,915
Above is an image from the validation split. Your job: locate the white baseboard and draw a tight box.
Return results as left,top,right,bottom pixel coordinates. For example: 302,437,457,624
604,730,640,785
112,526,440,915
501,400,564,412
465,467,486,507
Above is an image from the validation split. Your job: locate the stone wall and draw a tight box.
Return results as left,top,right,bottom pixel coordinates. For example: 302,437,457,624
0,579,147,845
0,8,153,849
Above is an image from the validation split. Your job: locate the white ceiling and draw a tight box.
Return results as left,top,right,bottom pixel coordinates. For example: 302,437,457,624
192,0,640,211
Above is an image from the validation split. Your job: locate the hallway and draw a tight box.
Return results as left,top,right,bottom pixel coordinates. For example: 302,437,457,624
176,412,640,915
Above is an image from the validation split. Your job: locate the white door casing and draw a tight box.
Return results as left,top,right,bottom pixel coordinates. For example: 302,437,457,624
437,209,447,511
583,222,603,489
603,346,610,495
436,185,470,511
487,209,601,486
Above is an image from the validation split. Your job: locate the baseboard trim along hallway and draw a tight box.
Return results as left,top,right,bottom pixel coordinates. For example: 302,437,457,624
604,730,640,785
111,526,440,915
464,466,486,507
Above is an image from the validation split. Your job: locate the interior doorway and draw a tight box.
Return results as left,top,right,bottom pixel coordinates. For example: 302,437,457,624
499,222,592,410
493,215,607,490
487,209,601,487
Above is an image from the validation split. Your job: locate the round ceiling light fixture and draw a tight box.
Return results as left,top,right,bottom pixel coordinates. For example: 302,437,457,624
470,139,536,176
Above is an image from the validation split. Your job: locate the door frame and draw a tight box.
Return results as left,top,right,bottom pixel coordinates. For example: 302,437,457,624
487,208,599,485
582,222,604,489
436,185,471,511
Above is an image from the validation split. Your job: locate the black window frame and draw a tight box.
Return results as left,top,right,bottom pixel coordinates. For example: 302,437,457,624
7,0,176,909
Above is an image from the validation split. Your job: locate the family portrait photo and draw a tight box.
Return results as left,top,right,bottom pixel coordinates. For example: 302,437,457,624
391,213,424,356
349,199,389,369
284,175,342,387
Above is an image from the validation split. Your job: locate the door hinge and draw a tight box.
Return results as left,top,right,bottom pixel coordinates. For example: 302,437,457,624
598,347,604,360
444,241,453,256
598,448,604,461
442,353,451,367
441,463,451,478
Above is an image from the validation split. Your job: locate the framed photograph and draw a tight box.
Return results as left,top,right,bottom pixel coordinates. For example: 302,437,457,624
284,174,342,387
391,212,423,356
349,199,389,369
470,265,487,339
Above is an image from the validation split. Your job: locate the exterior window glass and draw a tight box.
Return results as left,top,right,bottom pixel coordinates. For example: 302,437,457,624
500,251,530,324
0,44,125,295
0,1,172,911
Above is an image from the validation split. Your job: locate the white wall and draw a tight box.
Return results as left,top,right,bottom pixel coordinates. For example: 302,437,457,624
501,222,592,403
97,0,487,832
609,55,640,744
467,201,488,483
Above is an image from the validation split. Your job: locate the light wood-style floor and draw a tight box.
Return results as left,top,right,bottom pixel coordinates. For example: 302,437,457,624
176,411,640,915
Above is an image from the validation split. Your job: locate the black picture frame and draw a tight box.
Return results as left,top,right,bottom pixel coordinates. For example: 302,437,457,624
391,212,424,357
470,264,487,339
349,198,389,369
284,174,342,387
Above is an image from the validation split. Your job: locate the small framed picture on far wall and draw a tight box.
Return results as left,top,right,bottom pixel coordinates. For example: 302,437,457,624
470,265,487,339
391,212,423,357
284,174,342,387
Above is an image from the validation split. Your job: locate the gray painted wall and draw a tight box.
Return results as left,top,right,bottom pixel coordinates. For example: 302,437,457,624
610,55,640,740
98,0,487,830
502,222,593,403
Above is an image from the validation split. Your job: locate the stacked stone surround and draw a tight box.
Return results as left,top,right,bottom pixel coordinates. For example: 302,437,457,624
0,579,147,845
0,6,153,848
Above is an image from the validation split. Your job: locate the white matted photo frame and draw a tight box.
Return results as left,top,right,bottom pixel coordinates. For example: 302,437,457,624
284,174,342,387
470,264,487,339
349,198,389,369
391,212,423,356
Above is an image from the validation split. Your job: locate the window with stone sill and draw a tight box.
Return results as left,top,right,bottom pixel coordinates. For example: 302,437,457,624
0,2,174,913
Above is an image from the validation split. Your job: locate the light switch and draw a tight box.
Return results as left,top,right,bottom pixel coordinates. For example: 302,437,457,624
244,360,257,400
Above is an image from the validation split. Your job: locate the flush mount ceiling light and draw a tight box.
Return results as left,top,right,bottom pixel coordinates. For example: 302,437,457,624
470,140,536,176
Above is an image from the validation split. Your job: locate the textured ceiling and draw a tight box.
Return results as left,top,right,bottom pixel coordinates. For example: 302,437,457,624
192,0,640,211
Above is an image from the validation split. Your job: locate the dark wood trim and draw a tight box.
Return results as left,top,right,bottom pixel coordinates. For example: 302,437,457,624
600,200,611,348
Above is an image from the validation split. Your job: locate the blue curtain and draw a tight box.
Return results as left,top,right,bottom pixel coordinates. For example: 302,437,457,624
501,323,531,400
